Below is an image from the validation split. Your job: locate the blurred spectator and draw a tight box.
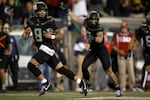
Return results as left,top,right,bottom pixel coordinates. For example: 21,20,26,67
0,19,3,32
106,0,120,16
0,0,23,25
0,0,8,23
72,0,88,19
89,0,107,16
104,32,112,55
4,23,19,90
44,0,59,17
120,0,131,17
0,23,12,92
142,0,150,16
22,1,33,26
89,0,103,10
112,22,136,92
73,26,90,91
7,0,23,25
130,0,144,14
0,19,3,90
45,0,72,18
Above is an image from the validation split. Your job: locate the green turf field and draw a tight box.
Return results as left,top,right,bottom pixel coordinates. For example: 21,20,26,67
0,91,150,100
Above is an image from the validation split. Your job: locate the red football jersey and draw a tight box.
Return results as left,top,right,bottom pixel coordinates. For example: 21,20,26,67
113,32,133,57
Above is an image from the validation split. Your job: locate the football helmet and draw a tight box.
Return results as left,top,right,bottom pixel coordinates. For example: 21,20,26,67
146,12,150,24
87,11,100,28
88,11,100,20
33,1,48,18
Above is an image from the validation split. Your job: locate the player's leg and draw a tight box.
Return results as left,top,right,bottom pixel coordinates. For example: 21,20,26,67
140,54,150,90
81,52,97,93
82,52,97,81
27,50,52,96
98,46,121,97
141,64,148,89
47,54,81,85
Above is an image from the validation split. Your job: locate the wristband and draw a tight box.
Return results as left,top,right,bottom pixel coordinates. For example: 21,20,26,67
51,35,56,39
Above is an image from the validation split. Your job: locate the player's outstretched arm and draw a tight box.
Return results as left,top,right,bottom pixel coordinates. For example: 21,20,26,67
58,0,84,25
67,11,84,25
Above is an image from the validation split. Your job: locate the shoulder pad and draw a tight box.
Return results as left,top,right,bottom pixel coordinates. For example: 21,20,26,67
28,16,36,25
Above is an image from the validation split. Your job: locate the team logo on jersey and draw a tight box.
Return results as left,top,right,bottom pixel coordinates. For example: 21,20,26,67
119,37,131,42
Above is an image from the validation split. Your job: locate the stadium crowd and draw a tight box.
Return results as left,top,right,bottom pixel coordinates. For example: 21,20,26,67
0,0,150,96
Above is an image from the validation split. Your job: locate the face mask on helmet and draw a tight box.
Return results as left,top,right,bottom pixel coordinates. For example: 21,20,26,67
87,11,100,28
146,12,150,24
33,2,48,19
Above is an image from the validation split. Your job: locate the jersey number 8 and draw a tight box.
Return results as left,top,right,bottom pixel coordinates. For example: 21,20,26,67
34,28,43,42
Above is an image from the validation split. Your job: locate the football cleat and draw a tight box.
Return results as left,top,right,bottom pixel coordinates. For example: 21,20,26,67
86,80,92,90
39,82,52,96
79,79,88,96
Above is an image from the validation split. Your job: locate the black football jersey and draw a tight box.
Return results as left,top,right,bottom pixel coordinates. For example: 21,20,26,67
135,23,150,52
84,19,104,44
27,16,57,48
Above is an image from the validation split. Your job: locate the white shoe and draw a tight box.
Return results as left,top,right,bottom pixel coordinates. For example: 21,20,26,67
116,89,122,97
39,82,52,96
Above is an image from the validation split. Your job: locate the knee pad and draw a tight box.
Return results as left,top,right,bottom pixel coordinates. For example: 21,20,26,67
27,62,41,77
57,67,75,80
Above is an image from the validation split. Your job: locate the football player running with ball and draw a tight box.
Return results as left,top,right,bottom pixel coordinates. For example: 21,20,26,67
22,1,82,96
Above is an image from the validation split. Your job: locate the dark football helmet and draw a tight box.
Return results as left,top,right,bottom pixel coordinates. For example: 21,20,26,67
88,11,100,20
87,11,100,28
33,1,48,18
146,12,150,24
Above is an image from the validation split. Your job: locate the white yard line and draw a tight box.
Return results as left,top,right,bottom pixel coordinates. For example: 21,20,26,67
74,96,150,100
